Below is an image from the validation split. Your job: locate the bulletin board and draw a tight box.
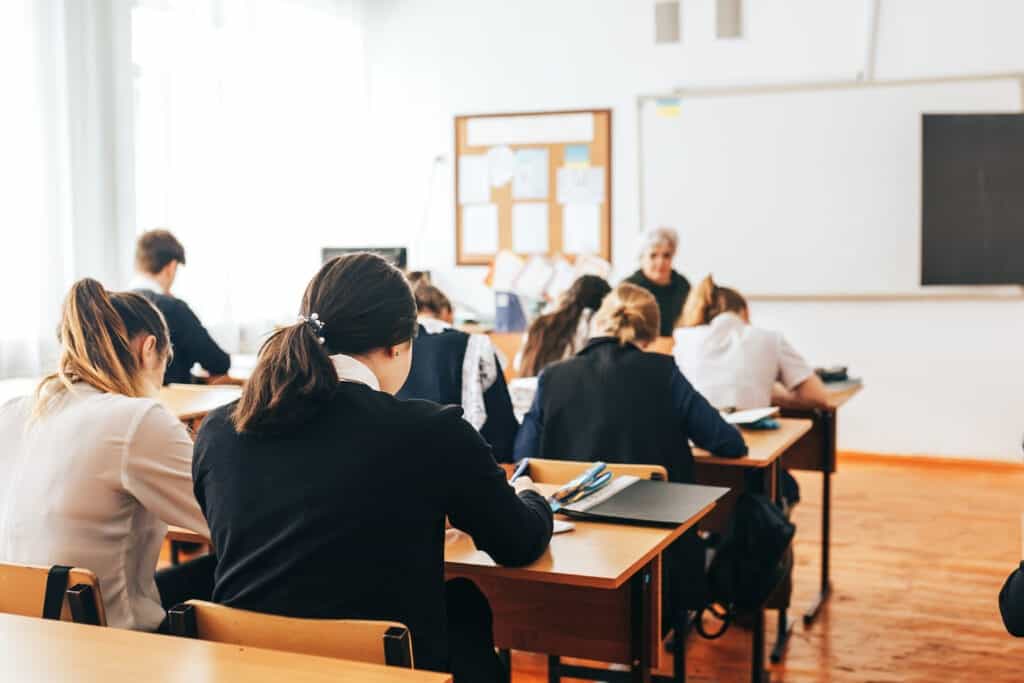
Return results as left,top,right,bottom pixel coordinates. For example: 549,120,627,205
454,109,612,266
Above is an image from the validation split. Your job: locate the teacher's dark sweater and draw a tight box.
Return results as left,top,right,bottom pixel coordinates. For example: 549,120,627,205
193,385,553,674
623,269,691,336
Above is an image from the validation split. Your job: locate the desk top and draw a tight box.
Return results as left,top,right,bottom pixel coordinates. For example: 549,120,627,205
0,613,451,682
692,417,813,468
825,380,863,409
157,384,242,421
169,483,719,592
444,483,718,590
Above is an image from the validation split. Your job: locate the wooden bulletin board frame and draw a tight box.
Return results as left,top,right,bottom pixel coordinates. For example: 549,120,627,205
454,109,612,266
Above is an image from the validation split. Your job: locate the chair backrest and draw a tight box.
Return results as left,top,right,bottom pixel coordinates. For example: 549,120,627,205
0,562,106,625
168,600,414,668
525,458,668,484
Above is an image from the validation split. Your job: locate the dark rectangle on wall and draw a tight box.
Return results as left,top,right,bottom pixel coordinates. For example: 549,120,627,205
922,113,1024,285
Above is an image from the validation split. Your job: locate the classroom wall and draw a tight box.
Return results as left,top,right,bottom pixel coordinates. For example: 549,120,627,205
356,0,1024,460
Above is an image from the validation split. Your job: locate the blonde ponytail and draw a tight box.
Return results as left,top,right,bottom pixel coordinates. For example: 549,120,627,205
592,283,659,346
681,274,748,327
33,279,171,417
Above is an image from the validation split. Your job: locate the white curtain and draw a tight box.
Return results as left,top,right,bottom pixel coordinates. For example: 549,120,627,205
0,0,370,378
130,0,370,351
0,1,132,379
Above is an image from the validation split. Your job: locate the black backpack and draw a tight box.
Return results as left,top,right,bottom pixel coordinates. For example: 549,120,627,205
696,492,795,639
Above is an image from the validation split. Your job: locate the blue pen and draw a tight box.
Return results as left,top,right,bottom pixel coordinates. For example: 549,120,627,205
509,458,530,483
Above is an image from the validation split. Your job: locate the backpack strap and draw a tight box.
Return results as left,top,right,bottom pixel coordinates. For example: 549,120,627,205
42,565,72,620
694,603,732,640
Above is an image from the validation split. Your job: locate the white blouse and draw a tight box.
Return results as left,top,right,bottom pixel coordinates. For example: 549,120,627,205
0,384,209,631
673,312,814,411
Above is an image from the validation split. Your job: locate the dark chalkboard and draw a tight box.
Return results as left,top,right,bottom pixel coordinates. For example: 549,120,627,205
922,114,1024,285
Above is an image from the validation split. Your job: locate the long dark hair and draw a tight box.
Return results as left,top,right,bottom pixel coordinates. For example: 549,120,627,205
233,253,417,433
35,279,170,417
519,275,611,377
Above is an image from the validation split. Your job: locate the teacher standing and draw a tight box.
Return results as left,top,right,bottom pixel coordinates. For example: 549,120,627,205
623,227,690,336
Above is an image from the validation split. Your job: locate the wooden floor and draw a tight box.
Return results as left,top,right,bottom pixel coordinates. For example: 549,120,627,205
509,454,1024,682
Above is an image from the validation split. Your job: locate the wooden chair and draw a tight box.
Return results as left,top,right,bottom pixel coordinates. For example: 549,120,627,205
524,457,668,484
0,562,106,625
168,600,414,668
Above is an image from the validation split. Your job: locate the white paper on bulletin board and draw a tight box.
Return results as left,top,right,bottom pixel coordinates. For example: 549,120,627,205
459,154,490,204
562,203,602,255
512,203,549,254
461,203,499,254
557,167,605,205
513,148,549,200
467,113,594,146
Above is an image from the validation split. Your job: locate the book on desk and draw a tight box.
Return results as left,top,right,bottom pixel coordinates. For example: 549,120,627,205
559,475,728,526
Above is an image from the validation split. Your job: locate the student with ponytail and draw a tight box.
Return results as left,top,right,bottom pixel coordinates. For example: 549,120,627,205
512,282,745,632
192,253,552,682
514,274,611,378
0,279,211,631
676,275,830,413
676,275,830,506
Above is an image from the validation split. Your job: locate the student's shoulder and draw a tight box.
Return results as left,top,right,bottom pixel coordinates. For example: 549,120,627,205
84,390,186,443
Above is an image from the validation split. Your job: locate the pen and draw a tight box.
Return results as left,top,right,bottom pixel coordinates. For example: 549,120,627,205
510,458,530,483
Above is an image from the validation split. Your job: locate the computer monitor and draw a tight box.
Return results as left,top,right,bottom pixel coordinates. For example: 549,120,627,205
321,247,407,270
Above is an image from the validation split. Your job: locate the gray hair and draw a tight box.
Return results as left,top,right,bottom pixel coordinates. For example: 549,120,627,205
637,227,679,261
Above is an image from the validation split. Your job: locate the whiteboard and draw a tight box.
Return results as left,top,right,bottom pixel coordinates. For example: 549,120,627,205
639,77,1023,296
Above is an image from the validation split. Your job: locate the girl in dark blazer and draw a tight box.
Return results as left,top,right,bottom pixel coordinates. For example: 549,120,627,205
513,282,745,630
193,254,553,682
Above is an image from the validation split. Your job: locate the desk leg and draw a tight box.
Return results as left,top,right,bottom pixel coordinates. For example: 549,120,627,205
671,611,687,683
631,564,653,683
804,411,835,626
547,655,560,683
751,606,766,683
498,649,510,679
770,608,793,663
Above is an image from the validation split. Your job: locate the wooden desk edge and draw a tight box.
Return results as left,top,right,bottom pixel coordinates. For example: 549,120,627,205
826,381,864,409
444,500,716,590
693,418,814,467
0,612,452,682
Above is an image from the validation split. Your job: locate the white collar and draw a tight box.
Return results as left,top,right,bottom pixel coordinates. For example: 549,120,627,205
417,315,451,335
330,354,381,391
710,311,746,331
130,274,166,295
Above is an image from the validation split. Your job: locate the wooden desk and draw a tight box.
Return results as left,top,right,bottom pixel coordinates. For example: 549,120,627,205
0,612,451,682
692,417,813,468
779,380,863,627
157,384,242,429
448,481,721,683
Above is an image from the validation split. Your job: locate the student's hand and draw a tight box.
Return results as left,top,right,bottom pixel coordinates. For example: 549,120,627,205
511,476,542,497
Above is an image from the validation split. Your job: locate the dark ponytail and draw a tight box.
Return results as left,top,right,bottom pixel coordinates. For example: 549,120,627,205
520,275,611,376
681,275,748,327
232,253,417,434
34,278,170,416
